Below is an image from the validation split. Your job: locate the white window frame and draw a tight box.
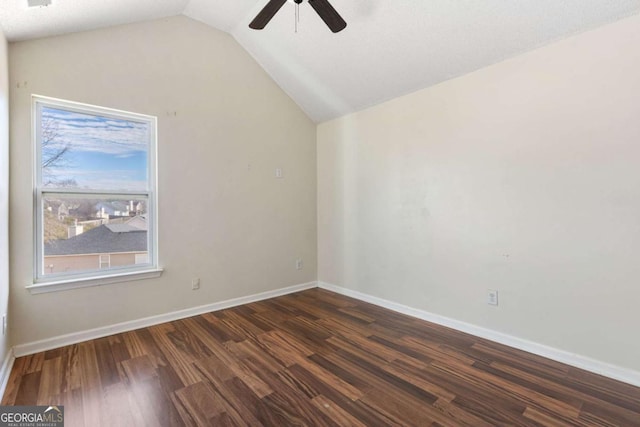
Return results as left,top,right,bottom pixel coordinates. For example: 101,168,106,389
28,95,162,294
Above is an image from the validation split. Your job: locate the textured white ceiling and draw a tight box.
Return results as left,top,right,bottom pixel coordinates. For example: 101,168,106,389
231,0,640,121
0,0,191,41
183,0,257,33
2,0,639,122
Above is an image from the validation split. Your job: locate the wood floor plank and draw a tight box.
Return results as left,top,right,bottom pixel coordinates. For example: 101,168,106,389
489,360,638,414
13,371,41,405
286,363,397,426
170,392,198,427
194,361,265,426
306,352,373,394
1,357,25,405
175,381,226,425
311,394,368,427
379,359,457,403
122,354,157,383
169,320,214,361
77,341,104,427
324,335,390,368
317,316,374,339
579,400,640,426
93,337,120,388
328,347,442,405
252,308,294,326
148,324,202,387
302,288,358,308
431,358,583,418
23,352,45,375
36,356,64,405
400,335,477,365
471,341,571,378
134,328,172,369
228,339,285,373
221,310,269,336
59,388,85,427
360,387,440,426
61,345,82,392
2,288,639,426
524,406,578,427
194,354,235,382
260,389,340,427
102,382,141,427
256,330,313,367
393,358,531,419
190,338,273,400
122,330,147,360
142,376,190,427
182,318,274,398
297,356,364,401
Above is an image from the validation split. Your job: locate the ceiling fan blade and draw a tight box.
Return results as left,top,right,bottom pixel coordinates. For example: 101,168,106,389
308,0,347,33
249,0,287,30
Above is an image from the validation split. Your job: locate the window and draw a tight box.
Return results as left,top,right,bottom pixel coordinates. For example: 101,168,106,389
99,254,111,269
31,96,160,292
135,253,149,264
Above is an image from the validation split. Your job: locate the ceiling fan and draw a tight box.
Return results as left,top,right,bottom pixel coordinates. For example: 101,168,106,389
249,0,347,33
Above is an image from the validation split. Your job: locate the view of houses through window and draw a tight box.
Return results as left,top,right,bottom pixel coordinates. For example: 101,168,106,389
43,197,148,275
35,97,157,282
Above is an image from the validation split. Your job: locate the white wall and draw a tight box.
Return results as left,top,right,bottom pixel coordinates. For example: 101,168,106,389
318,13,640,372
9,16,317,345
0,28,10,366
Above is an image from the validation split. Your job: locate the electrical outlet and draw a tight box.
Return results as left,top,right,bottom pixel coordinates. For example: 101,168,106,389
2,314,6,336
487,289,498,306
191,278,200,290
296,258,303,270
275,168,283,178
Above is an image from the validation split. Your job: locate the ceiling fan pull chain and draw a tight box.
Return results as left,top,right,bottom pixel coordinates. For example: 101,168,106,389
295,2,299,33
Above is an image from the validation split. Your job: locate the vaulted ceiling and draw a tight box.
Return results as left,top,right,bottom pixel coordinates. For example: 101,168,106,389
2,0,639,122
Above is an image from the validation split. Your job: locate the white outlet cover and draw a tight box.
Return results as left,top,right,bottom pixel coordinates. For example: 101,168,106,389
487,290,499,306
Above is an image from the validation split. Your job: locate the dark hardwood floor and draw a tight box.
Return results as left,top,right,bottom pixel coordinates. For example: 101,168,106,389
3,288,640,426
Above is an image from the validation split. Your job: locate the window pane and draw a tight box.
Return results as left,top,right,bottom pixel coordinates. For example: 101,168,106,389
42,196,149,276
41,106,149,191
99,254,111,269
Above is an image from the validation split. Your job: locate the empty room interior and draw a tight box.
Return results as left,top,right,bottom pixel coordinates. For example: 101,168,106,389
1,0,640,425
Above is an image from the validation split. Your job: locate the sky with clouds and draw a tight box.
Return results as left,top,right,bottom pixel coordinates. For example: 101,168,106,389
42,106,149,191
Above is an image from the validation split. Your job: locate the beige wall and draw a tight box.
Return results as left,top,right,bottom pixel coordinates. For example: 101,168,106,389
9,16,317,345
0,28,9,366
318,14,640,372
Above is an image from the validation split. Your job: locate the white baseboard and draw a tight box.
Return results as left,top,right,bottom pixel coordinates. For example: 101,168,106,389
0,348,16,399
13,281,317,358
318,281,640,388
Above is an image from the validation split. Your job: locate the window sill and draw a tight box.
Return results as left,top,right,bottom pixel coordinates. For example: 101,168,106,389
27,268,164,294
